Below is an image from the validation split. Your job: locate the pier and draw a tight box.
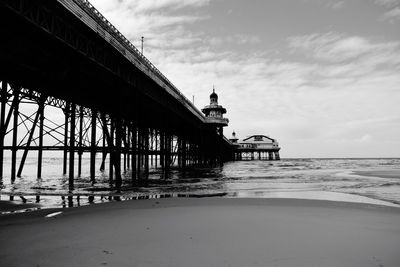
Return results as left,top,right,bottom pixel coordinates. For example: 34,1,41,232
229,134,281,161
0,0,233,187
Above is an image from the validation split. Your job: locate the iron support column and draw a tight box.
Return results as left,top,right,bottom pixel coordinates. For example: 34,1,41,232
63,102,70,175
90,109,97,182
100,129,106,171
115,117,122,186
160,130,164,171
150,129,153,167
78,106,83,177
37,99,45,178
155,130,158,168
0,82,7,179
123,124,126,172
11,88,19,182
131,124,137,181
69,103,76,188
109,118,114,181
136,127,141,179
126,124,130,170
144,128,149,177
182,139,186,170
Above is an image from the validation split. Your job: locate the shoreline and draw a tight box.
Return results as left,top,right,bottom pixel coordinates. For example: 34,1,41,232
2,189,400,214
352,169,400,179
1,197,400,266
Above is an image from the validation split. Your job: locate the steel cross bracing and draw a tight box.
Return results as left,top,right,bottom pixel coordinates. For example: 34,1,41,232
0,81,224,188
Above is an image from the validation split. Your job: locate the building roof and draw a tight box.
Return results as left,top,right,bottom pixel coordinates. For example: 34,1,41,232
210,88,218,99
241,135,276,143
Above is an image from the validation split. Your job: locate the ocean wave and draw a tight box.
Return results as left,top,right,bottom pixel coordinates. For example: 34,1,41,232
379,182,400,187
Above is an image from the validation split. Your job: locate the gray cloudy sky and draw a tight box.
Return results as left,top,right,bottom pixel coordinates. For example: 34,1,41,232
91,0,400,158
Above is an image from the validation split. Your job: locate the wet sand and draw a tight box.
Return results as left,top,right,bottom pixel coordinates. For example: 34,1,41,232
0,200,40,212
1,198,400,267
353,169,400,179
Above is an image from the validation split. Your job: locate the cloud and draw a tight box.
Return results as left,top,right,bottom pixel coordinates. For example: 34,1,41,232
329,1,345,9
374,0,400,8
93,0,210,12
90,0,210,48
287,32,400,66
145,30,400,157
209,35,261,46
383,7,400,20
373,0,400,22
288,33,371,61
304,0,345,9
87,1,400,157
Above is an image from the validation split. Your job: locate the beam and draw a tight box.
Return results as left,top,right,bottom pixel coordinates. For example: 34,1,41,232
37,98,45,178
78,105,84,177
131,123,136,182
109,117,114,181
114,116,122,186
69,103,76,188
0,81,7,179
63,102,69,175
100,127,106,171
90,109,96,182
11,87,20,182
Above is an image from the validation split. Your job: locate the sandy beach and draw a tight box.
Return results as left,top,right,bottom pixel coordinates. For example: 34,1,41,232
1,197,400,267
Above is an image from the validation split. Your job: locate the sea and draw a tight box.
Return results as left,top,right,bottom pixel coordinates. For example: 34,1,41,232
1,157,400,211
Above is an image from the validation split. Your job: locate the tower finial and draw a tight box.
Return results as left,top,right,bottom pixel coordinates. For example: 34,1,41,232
213,84,215,93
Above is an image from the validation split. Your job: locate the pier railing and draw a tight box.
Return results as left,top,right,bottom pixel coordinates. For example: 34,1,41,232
66,0,204,120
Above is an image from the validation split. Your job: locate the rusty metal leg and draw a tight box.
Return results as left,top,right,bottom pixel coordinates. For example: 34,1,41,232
100,129,106,171
63,102,69,175
160,130,164,171
37,100,45,178
109,118,114,181
136,127,143,179
144,128,149,177
90,109,96,182
123,124,126,173
182,139,186,170
11,88,20,182
69,103,76,188
0,82,7,179
131,124,136,182
155,130,158,169
165,133,171,173
78,106,83,177
115,117,122,186
126,124,130,169
150,129,153,167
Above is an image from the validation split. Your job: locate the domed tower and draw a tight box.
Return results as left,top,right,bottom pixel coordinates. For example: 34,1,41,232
229,131,239,143
202,86,229,136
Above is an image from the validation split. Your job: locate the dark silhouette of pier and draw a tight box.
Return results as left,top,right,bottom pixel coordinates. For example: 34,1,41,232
0,0,235,188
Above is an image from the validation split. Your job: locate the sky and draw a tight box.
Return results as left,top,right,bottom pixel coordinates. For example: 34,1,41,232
89,0,400,158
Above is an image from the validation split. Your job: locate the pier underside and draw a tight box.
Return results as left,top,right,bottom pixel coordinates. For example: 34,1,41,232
0,0,227,188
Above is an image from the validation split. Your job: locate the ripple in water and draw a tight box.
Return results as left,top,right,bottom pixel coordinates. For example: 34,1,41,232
1,157,400,209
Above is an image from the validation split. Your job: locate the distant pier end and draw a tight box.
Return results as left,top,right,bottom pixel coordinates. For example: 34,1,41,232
228,133,281,161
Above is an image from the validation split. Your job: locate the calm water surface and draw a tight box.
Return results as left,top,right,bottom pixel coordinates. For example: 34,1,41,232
1,157,399,209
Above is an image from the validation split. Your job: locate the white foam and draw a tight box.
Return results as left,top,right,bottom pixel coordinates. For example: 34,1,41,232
45,211,63,218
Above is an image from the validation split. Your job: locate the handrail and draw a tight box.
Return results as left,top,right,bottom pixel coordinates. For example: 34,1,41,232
72,0,204,119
